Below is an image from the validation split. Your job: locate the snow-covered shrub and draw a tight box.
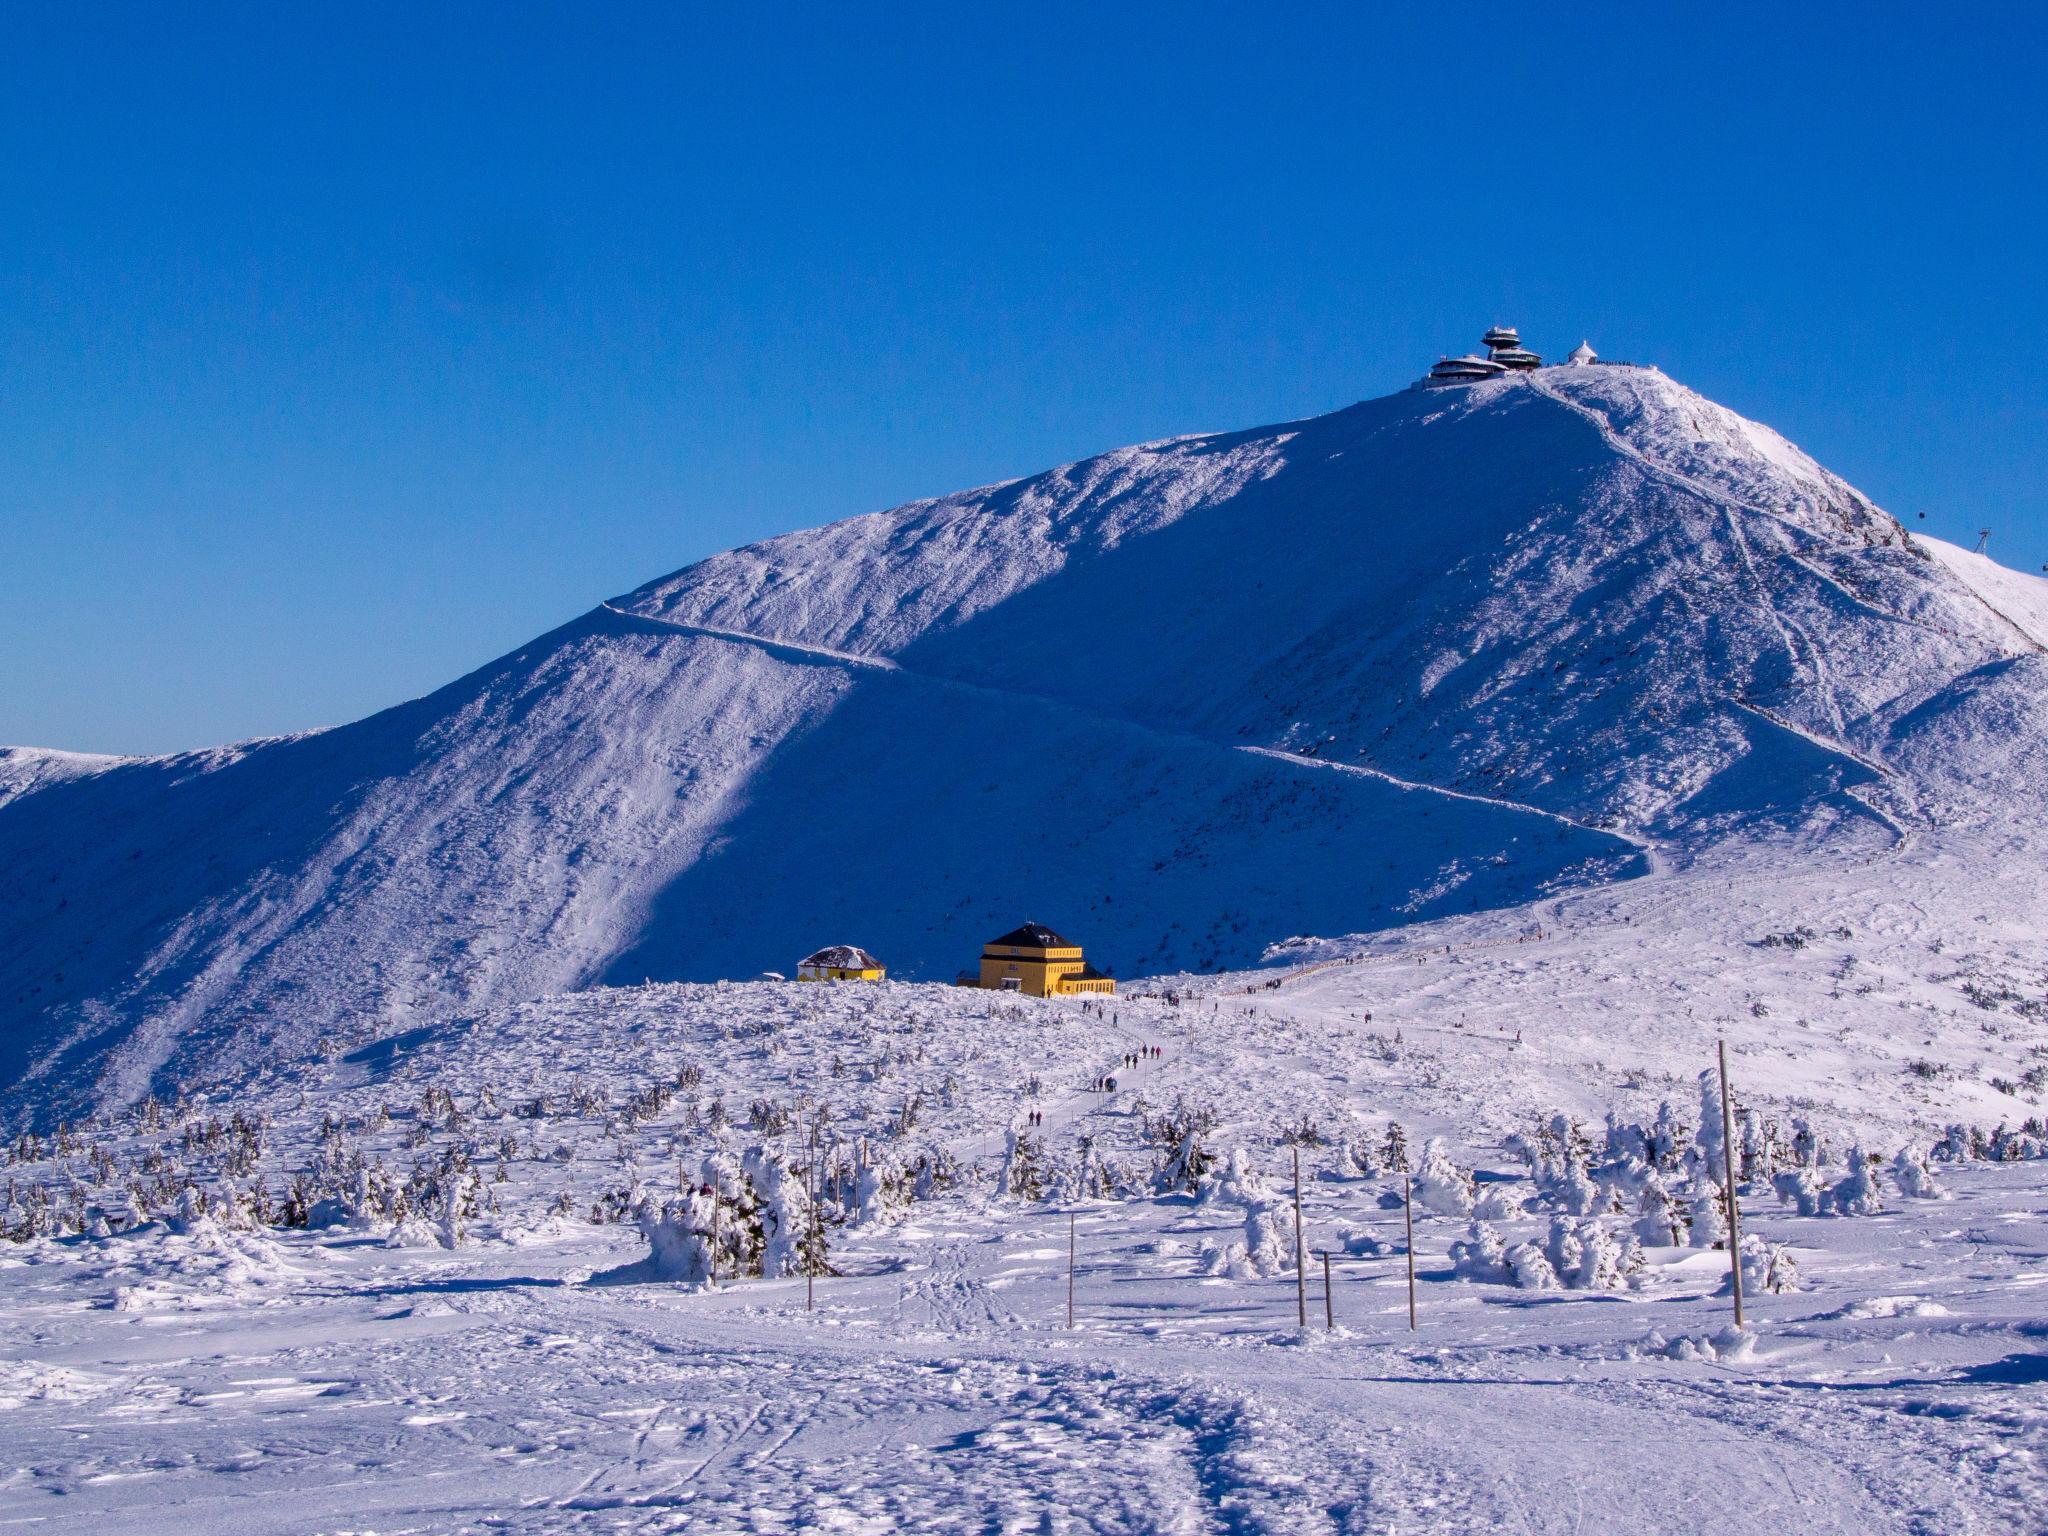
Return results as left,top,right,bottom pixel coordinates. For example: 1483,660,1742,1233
1736,1108,1779,1186
1629,1326,1756,1364
1687,1183,1728,1248
1235,1201,1291,1279
1545,1215,1641,1290
1647,1101,1687,1170
1334,1135,1377,1179
1145,1099,1218,1196
1731,1232,1800,1294
634,1192,717,1287
1000,1130,1050,1202
1448,1220,1509,1283
1204,1146,1274,1209
1687,1070,1728,1185
1601,1111,1648,1166
1889,1146,1947,1201
1471,1180,1526,1221
1771,1166,1827,1217
1411,1137,1474,1217
743,1145,814,1270
1548,1150,1604,1218
1932,1124,1973,1163
1633,1171,1687,1247
1057,1136,1135,1202
1503,1239,1560,1290
1829,1146,1884,1216
436,1168,476,1248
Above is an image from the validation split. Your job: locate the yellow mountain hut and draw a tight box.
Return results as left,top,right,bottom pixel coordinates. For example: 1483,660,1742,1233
975,922,1115,997
796,945,886,982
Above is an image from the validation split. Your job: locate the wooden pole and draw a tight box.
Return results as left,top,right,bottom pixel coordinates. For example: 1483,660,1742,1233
1403,1172,1417,1331
1067,1212,1076,1329
1718,1039,1746,1328
1292,1145,1307,1329
1322,1249,1334,1331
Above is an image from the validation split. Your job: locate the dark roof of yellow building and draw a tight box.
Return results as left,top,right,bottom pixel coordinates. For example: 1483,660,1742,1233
986,921,1072,949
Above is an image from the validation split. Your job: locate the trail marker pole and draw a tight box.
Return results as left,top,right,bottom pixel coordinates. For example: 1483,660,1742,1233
1067,1213,1076,1330
1292,1145,1307,1329
1403,1173,1417,1331
1322,1250,1334,1331
1718,1039,1746,1328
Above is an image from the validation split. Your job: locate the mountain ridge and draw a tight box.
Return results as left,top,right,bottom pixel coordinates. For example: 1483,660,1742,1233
3,362,2043,1121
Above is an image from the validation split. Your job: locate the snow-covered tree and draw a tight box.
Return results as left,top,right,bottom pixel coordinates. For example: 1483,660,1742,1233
1732,1232,1799,1294
1000,1130,1049,1202
1633,1170,1687,1247
1771,1165,1827,1217
1411,1137,1474,1217
1687,1182,1729,1247
1829,1146,1884,1216
1889,1145,1947,1200
1449,1219,1509,1282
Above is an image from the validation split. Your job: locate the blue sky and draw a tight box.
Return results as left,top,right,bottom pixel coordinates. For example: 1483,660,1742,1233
4,4,2044,755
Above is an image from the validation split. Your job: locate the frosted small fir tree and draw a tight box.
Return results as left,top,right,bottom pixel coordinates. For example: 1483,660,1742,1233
1336,1134,1378,1179
1736,1108,1779,1186
635,1190,718,1288
1380,1122,1410,1174
742,1145,814,1271
1731,1232,1800,1294
1001,1129,1049,1202
1647,1101,1688,1171
1145,1100,1219,1196
1686,1069,1727,1186
795,1200,837,1282
1771,1165,1828,1217
1829,1146,1884,1216
1449,1219,1510,1282
1411,1137,1474,1217
1545,1215,1642,1290
1687,1182,1729,1247
1633,1170,1687,1248
1890,1145,1948,1200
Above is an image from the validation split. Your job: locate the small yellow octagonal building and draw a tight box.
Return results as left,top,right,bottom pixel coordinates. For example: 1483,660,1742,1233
796,945,886,982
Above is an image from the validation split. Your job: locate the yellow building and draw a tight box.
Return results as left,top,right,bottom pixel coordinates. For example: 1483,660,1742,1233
796,945,886,983
976,922,1115,997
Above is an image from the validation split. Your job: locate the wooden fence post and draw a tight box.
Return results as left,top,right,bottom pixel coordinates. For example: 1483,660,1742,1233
1718,1039,1745,1328
1322,1250,1334,1331
1067,1212,1076,1330
1292,1145,1307,1329
1403,1172,1416,1331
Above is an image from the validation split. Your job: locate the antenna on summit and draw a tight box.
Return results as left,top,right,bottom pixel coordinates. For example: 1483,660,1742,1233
1973,528,1992,555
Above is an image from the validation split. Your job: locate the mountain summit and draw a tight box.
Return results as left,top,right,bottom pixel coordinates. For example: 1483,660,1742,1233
3,355,2043,1117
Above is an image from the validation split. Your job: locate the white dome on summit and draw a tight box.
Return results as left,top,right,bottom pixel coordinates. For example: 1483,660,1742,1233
1569,340,1598,365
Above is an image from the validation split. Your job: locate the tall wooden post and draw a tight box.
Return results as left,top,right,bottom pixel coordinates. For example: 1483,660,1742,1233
1718,1039,1746,1328
1403,1172,1417,1331
1322,1250,1334,1331
1067,1212,1076,1330
1291,1145,1307,1329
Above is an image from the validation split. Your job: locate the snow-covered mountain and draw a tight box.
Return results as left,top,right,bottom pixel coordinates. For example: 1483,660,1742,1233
3,361,2043,1121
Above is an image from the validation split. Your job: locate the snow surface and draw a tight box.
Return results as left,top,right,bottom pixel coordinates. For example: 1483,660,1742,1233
1,973,2043,1532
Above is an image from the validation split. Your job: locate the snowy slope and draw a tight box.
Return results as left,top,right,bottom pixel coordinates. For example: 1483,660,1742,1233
2,363,2044,1122
0,747,128,810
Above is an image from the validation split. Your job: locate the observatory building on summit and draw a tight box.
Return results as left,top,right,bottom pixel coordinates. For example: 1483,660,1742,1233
1425,326,1601,386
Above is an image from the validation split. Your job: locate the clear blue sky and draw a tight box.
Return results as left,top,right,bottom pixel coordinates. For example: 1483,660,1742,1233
4,4,2044,755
